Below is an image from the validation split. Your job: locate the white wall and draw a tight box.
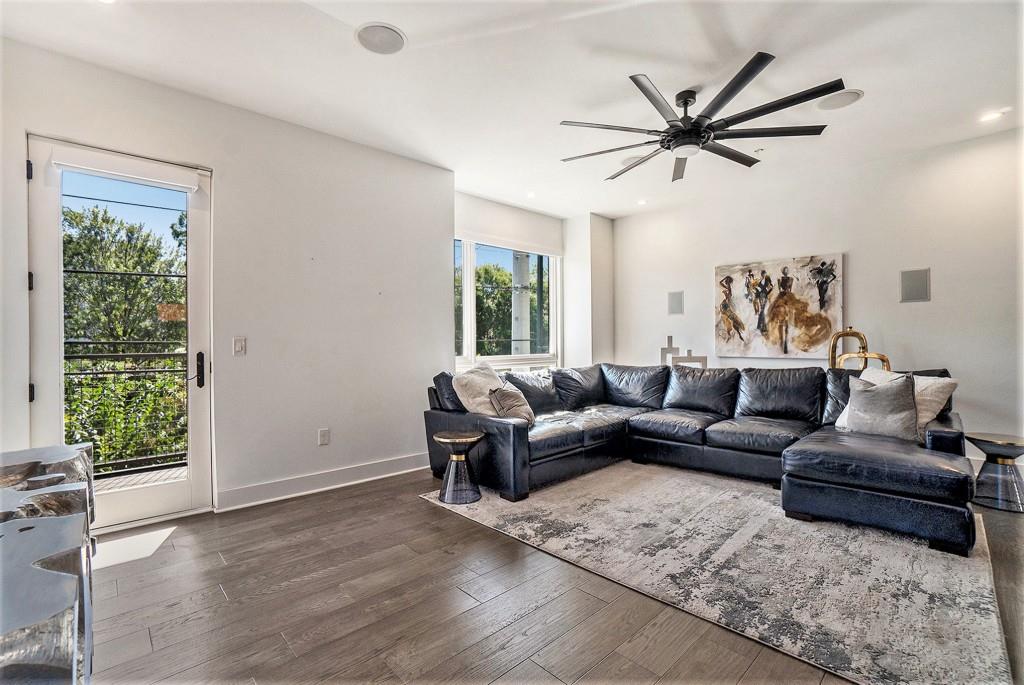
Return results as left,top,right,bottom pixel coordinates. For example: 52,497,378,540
454,192,562,256
614,128,1022,435
563,213,614,367
1,40,455,508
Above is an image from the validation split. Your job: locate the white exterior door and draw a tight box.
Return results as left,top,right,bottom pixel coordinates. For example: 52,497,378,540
28,136,213,528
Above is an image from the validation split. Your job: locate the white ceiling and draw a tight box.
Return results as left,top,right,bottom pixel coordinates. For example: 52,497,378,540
2,1,1020,219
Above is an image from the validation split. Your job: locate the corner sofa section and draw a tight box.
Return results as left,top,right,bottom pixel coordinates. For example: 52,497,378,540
424,363,976,554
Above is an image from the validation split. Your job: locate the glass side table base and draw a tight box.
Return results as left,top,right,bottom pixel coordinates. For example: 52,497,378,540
974,459,1024,513
433,431,484,505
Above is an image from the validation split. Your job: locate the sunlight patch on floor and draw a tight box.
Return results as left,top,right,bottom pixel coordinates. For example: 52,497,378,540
93,526,176,570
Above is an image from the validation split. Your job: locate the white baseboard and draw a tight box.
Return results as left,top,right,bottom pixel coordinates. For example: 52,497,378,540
214,452,430,512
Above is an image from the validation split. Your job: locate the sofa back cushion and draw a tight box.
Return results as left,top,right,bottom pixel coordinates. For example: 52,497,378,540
823,368,860,425
735,367,824,423
503,371,563,415
551,365,605,409
663,367,740,416
600,364,670,408
432,372,467,412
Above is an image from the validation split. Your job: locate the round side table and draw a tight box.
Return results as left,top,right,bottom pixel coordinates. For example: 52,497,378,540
966,432,1024,514
433,431,484,505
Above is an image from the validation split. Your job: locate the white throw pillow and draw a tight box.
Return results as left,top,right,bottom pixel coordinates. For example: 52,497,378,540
452,361,504,416
835,368,957,439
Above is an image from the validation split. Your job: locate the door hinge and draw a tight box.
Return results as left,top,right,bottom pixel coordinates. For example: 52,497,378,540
28,383,35,403
26,159,33,181
28,271,34,291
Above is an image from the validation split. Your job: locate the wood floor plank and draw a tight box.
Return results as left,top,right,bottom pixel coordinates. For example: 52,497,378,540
658,638,758,685
578,651,659,685
281,552,478,655
150,544,416,650
92,628,152,673
491,659,564,685
532,589,664,684
616,607,713,676
94,584,227,645
457,548,562,603
578,574,629,603
255,587,481,685
151,633,293,684
737,648,825,685
418,588,606,683
94,580,118,601
383,563,593,682
701,622,763,660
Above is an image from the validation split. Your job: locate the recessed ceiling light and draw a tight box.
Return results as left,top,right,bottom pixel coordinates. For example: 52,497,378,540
817,89,864,110
979,107,1012,123
637,199,647,206
355,23,407,55
526,191,536,199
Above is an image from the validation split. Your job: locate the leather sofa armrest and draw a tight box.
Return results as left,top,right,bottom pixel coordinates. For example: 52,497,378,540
423,410,531,501
925,411,965,456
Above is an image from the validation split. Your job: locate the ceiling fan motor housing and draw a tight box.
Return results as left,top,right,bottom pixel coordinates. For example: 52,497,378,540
663,128,712,154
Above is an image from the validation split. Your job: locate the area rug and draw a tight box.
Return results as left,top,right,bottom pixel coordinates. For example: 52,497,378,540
422,461,1012,685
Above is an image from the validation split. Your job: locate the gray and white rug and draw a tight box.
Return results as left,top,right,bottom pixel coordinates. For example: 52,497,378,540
422,462,1011,685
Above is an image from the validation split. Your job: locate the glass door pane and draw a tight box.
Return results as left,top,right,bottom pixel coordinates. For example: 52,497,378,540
61,172,190,491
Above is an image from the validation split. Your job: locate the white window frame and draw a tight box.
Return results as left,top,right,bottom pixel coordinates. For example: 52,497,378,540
455,239,561,372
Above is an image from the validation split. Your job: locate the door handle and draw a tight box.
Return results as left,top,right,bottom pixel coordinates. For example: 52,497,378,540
193,351,205,388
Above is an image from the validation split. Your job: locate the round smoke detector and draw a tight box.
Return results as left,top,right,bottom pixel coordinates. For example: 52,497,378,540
356,23,407,55
817,89,864,110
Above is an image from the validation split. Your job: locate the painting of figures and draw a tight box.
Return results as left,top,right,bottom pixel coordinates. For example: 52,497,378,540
715,254,843,358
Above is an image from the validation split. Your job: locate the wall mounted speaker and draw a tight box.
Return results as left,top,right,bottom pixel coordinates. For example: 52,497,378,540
668,291,684,315
900,269,930,303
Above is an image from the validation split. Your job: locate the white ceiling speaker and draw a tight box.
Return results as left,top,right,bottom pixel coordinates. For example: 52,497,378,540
817,89,864,110
356,23,407,55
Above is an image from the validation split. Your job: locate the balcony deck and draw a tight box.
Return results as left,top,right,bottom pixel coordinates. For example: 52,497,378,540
94,466,187,492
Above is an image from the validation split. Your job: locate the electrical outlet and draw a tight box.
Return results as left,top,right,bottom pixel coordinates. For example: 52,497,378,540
317,428,330,446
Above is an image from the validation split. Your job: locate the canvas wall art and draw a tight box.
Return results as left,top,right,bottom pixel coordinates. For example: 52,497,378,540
715,254,842,358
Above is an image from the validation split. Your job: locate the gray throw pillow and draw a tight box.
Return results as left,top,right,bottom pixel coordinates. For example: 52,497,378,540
846,375,918,442
489,384,536,427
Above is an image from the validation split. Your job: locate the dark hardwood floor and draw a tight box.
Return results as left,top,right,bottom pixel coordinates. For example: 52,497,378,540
92,468,1021,684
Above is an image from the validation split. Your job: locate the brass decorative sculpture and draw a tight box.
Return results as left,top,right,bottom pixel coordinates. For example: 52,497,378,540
828,327,891,371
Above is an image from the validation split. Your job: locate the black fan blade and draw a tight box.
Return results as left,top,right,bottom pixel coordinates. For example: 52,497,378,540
672,157,687,182
703,142,759,167
710,79,845,131
714,125,826,140
629,74,683,128
561,120,664,135
695,52,775,126
606,148,665,180
562,140,660,162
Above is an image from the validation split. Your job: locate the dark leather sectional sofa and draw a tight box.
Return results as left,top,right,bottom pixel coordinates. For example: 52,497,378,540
424,364,976,555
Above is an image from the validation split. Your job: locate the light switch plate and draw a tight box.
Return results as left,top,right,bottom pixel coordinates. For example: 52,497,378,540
232,336,247,356
317,429,330,446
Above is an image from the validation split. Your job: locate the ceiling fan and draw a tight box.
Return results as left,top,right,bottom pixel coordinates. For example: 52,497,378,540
560,52,845,181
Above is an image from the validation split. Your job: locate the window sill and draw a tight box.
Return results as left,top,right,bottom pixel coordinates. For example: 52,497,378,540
456,354,558,373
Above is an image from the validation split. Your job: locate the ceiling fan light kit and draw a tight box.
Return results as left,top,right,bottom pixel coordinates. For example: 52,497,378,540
560,51,847,182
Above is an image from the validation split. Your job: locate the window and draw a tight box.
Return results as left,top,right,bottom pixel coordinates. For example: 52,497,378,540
454,239,559,368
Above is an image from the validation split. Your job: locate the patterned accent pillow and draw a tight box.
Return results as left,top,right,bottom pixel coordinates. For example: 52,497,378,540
846,375,918,442
489,384,536,426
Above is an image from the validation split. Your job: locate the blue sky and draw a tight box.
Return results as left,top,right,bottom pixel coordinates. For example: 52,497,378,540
62,171,187,261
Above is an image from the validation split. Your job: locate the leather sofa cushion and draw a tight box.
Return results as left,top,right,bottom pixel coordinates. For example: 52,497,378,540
552,365,605,409
504,371,564,415
823,368,952,425
568,404,650,446
782,426,975,504
822,369,860,424
662,367,739,416
735,367,824,423
601,364,670,408
628,408,726,445
528,416,584,460
705,416,815,454
432,372,467,412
